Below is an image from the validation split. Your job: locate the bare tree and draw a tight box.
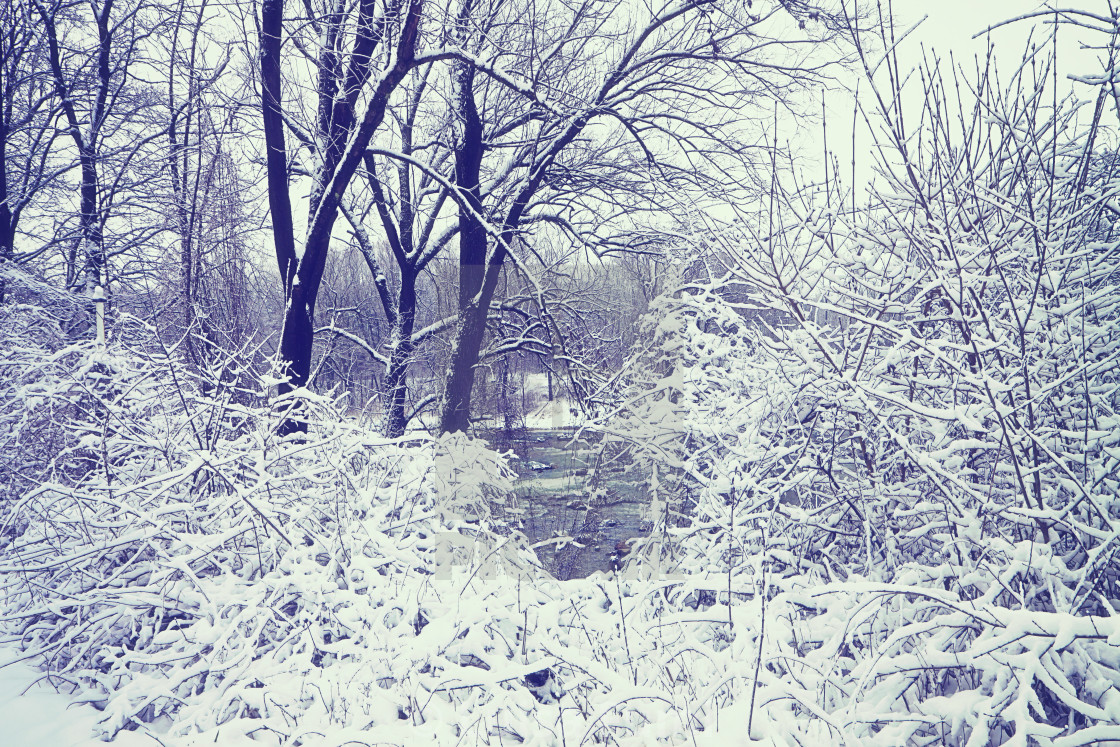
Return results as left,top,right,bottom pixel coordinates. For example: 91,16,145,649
258,0,424,433
340,65,459,437
32,0,165,297
0,0,65,302
434,0,849,433
161,0,238,364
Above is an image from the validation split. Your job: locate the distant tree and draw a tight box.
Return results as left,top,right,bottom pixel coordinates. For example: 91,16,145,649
160,0,247,366
340,64,460,437
32,0,164,297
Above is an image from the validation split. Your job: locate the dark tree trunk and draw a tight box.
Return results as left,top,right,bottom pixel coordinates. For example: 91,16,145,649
361,79,431,438
438,241,507,433
259,0,421,436
436,37,587,434
437,58,487,434
0,113,10,303
75,146,104,292
259,0,297,291
439,300,487,434
278,281,314,390
499,356,511,432
382,269,417,437
453,61,486,314
38,0,107,292
259,0,301,434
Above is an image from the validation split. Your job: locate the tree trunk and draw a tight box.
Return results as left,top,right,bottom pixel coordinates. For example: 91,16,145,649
381,269,417,438
76,151,104,292
260,0,421,436
0,114,11,304
439,300,484,433
437,57,488,434
438,244,508,432
37,0,106,293
278,283,314,383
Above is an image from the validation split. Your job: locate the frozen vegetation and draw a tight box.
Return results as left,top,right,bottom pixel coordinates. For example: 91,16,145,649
3,0,1120,745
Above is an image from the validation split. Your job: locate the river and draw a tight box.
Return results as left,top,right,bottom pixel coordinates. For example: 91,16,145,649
487,428,650,579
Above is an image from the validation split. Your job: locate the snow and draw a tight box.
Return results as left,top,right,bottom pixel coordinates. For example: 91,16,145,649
4,287,1120,746
0,658,148,746
5,13,1120,743
523,397,581,429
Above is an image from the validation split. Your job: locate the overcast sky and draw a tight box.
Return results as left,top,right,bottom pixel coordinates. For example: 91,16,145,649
895,0,1098,75
792,1,1111,193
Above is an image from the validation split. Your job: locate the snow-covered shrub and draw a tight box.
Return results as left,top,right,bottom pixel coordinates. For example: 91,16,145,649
0,267,100,501
0,304,543,740
0,310,785,744
586,27,1120,746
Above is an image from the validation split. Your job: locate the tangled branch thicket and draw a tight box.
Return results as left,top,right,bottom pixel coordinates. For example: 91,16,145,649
591,33,1120,746
3,18,1120,747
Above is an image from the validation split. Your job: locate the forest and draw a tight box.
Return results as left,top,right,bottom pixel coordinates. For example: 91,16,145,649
1,0,1119,744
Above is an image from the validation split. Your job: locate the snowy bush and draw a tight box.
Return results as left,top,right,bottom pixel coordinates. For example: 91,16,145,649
0,300,777,745
0,268,98,501
583,27,1120,746
0,304,546,741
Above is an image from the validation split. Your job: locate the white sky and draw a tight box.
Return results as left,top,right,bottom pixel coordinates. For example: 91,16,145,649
892,0,1100,80
790,1,1113,194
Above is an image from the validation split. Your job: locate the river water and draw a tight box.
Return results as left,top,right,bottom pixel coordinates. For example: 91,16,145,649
488,429,649,579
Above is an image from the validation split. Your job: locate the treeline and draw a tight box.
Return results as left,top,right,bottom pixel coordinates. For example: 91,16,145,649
1,0,849,435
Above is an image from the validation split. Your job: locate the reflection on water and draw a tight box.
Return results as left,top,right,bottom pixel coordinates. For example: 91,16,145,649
486,428,649,579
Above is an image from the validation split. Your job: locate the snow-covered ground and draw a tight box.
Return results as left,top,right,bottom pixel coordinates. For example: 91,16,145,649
517,372,582,430
0,658,151,746
521,397,581,429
